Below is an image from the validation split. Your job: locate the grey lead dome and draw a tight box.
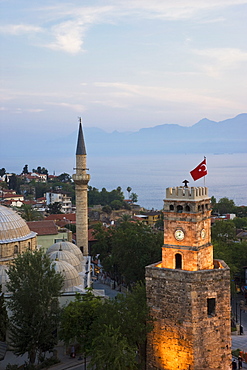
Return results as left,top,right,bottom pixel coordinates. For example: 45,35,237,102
0,205,36,244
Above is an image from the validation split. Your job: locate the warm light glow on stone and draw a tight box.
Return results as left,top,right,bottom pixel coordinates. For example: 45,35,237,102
149,322,193,370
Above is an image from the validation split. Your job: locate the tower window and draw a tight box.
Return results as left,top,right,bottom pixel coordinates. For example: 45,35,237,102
14,245,18,254
185,205,190,212
207,298,216,317
175,253,182,269
169,205,174,211
177,205,183,213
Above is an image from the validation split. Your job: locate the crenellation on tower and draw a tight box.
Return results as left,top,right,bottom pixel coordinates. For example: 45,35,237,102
166,186,209,200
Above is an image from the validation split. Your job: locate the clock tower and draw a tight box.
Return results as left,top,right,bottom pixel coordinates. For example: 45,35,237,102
146,185,231,370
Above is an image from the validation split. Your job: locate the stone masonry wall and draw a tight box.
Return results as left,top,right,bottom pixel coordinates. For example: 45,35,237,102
146,262,231,370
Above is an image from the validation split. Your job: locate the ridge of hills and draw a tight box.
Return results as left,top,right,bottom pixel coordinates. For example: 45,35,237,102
2,114,247,161
68,113,247,156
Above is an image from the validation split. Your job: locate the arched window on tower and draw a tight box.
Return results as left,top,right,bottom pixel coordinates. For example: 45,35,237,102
177,205,183,213
175,253,182,269
14,245,18,254
185,205,190,212
169,205,174,211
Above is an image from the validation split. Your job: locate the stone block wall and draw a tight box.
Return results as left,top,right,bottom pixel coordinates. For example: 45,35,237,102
146,261,231,370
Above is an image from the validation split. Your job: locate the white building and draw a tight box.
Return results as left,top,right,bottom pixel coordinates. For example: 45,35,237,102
45,191,72,214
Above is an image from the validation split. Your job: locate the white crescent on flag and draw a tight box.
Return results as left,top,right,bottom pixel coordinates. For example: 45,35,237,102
190,158,208,181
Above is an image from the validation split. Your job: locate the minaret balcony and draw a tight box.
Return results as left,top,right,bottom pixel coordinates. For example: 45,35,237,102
72,174,90,185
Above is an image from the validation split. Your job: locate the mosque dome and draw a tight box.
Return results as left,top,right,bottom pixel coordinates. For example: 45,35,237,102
49,250,82,272
51,260,81,291
0,265,9,293
47,241,83,261
0,205,36,243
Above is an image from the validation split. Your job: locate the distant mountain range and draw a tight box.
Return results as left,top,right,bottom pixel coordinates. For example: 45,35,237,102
2,114,247,164
65,113,247,156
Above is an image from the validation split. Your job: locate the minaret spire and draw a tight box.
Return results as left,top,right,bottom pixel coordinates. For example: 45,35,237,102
76,117,86,155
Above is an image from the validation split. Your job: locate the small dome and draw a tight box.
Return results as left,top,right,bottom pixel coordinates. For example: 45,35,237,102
0,265,9,293
47,241,83,261
49,250,82,272
0,205,36,243
51,260,81,291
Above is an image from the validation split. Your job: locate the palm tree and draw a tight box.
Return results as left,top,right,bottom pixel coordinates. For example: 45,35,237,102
19,204,43,221
127,187,132,199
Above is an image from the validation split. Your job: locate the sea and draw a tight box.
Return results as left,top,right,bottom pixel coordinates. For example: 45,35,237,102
86,153,247,210
4,153,246,210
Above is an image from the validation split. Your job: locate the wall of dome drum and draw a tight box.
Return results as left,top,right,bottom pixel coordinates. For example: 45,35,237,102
0,205,37,265
46,241,83,262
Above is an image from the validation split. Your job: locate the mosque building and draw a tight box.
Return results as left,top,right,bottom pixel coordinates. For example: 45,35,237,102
0,121,96,297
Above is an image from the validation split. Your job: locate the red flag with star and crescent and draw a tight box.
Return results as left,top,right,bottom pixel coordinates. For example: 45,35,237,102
190,158,208,181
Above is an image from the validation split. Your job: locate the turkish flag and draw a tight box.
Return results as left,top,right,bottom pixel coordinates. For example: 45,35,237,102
190,158,208,181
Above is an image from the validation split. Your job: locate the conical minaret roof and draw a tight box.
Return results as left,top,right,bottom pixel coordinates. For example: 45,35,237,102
76,120,86,155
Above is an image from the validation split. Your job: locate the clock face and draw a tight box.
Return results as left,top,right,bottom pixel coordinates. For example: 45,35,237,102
175,229,185,241
201,228,206,239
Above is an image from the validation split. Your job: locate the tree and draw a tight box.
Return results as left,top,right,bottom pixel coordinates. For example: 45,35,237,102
110,199,123,210
22,164,29,174
91,283,152,369
0,285,8,341
60,290,102,368
6,250,64,364
93,221,162,285
47,202,63,214
127,186,132,198
130,192,138,203
233,217,247,229
33,166,48,175
211,196,217,208
102,205,112,215
57,173,72,183
211,220,236,243
89,325,138,370
18,204,43,221
213,197,236,215
0,168,6,177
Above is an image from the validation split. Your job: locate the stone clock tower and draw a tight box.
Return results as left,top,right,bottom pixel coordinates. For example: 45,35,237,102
146,185,231,370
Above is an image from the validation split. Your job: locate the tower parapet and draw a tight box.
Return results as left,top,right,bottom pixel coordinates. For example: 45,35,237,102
166,186,208,200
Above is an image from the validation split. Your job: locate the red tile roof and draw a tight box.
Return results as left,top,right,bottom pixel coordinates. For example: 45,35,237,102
27,220,58,235
45,213,76,222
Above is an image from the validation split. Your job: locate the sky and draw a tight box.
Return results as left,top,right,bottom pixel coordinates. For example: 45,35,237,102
1,0,247,136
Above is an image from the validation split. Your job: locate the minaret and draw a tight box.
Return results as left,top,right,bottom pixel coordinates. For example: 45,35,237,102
146,185,231,370
72,119,90,256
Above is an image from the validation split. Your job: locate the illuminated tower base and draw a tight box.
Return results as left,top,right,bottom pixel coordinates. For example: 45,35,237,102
146,186,231,370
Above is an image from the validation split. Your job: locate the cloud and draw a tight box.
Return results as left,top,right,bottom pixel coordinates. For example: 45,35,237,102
193,48,247,76
93,81,243,111
45,20,86,54
46,102,86,112
2,0,247,54
0,24,42,35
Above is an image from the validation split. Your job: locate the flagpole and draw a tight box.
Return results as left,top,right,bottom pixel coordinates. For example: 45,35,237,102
204,156,206,187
